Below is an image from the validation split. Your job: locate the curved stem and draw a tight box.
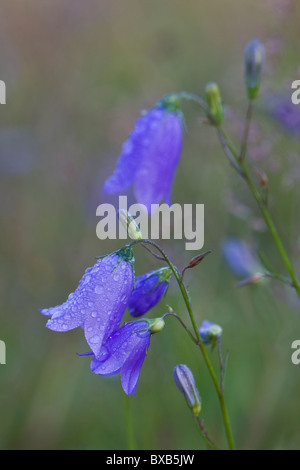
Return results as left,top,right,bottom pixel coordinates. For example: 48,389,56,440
129,238,236,450
195,416,220,450
179,89,300,296
239,101,253,162
217,126,300,297
162,311,198,345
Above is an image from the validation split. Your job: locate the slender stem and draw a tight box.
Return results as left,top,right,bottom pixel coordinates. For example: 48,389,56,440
239,101,253,162
129,238,236,450
162,311,198,345
181,90,300,296
195,416,220,450
179,91,210,114
217,338,226,395
217,127,300,297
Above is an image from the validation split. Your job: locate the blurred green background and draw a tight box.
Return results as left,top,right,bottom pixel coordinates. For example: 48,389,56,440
1,0,300,450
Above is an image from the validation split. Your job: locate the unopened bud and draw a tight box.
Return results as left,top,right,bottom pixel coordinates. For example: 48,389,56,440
173,364,201,416
244,39,265,100
118,209,142,240
147,317,165,334
205,82,224,125
235,272,266,288
198,320,222,346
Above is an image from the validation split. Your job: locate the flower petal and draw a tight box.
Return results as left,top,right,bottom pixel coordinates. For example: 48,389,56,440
91,321,149,377
128,272,168,317
120,335,150,395
83,257,134,357
103,108,165,194
134,111,183,211
42,267,96,332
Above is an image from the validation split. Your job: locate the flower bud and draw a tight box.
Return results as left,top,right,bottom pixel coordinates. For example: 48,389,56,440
244,39,265,100
198,320,222,346
118,209,143,240
147,317,165,334
235,272,266,288
173,364,201,415
205,82,224,125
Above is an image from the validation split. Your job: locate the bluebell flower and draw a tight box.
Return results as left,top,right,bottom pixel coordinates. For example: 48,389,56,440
222,237,262,278
91,317,165,396
198,320,222,346
173,364,201,415
103,94,184,212
40,246,134,357
127,267,172,318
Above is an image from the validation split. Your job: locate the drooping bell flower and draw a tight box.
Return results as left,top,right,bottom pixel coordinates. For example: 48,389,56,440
91,317,165,396
40,246,135,357
103,94,184,212
127,267,172,318
222,237,262,278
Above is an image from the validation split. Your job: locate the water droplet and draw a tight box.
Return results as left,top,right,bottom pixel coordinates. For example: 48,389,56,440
94,285,103,294
90,334,100,344
83,275,91,285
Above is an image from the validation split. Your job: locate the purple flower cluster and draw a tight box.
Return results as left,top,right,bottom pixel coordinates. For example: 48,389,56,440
41,247,168,395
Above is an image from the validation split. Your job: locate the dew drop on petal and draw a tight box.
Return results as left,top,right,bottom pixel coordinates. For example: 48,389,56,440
90,334,100,344
94,285,104,294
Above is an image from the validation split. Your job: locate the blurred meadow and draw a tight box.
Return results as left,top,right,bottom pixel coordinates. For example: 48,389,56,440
1,0,300,450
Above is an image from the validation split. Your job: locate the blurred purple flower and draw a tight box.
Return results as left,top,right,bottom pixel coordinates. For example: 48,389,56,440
128,267,172,317
91,318,164,395
40,247,134,357
198,320,222,346
103,94,183,212
222,237,261,278
265,93,300,135
0,128,37,175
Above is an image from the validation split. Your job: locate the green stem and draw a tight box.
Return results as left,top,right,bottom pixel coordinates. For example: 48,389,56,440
129,239,236,450
195,416,220,450
239,101,253,162
217,127,300,297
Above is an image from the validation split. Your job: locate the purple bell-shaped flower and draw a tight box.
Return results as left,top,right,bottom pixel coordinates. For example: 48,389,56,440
40,246,135,357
